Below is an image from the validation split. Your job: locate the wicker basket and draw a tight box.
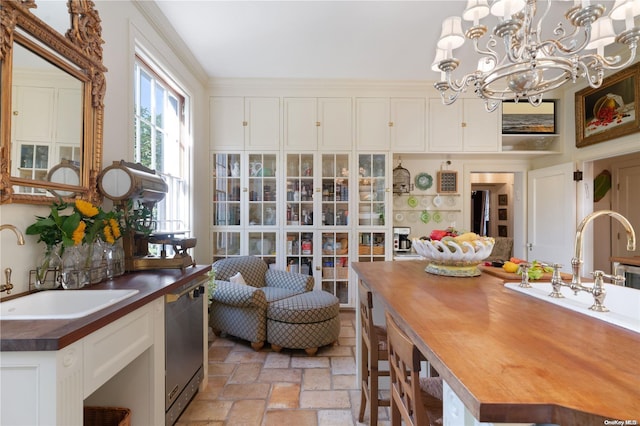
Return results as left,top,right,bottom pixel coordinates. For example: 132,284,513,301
322,267,335,279
84,406,131,426
358,245,371,255
336,266,349,280
372,245,385,255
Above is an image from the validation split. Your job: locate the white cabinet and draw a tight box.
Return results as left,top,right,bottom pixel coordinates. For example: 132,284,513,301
356,97,426,152
428,98,499,153
210,96,280,150
0,298,165,426
284,97,352,151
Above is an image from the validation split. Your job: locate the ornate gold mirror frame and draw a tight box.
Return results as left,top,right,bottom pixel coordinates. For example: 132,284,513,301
0,0,106,204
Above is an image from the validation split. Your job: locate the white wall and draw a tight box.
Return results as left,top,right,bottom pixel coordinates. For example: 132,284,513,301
0,1,208,297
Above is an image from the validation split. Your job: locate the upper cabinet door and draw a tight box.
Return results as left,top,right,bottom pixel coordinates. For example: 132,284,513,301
284,98,318,151
318,98,352,151
210,97,245,150
428,98,462,152
356,98,390,151
245,97,280,150
462,98,499,152
390,98,426,153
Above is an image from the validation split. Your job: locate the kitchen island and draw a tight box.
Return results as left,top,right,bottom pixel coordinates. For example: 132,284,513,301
352,260,639,425
0,265,210,425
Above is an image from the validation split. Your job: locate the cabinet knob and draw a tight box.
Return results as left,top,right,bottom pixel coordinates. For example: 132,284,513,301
315,188,321,192
461,122,467,128
388,122,394,127
243,188,248,192
242,121,248,127
13,111,19,116
316,121,321,127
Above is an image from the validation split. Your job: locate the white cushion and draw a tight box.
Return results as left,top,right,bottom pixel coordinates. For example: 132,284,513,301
229,272,247,285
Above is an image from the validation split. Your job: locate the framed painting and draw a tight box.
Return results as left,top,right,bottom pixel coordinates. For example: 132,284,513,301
498,194,508,206
498,225,508,237
575,62,640,148
502,99,556,134
498,208,507,220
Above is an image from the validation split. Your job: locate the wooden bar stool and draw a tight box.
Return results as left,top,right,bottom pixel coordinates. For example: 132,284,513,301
385,311,443,426
358,282,390,424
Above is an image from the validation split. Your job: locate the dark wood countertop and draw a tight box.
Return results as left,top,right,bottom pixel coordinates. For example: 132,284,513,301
1,265,210,352
611,256,640,267
352,260,640,425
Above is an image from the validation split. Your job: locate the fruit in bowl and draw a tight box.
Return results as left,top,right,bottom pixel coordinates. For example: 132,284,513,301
412,232,495,277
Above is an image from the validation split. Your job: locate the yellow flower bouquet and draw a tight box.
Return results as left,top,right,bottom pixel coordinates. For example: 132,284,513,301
27,199,123,288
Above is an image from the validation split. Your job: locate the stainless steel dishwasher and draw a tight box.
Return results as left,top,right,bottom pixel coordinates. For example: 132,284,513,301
165,277,206,425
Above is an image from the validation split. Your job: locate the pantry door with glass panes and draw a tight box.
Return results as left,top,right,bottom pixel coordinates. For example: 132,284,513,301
285,153,316,280
211,152,278,266
320,153,351,305
357,153,390,264
246,152,278,268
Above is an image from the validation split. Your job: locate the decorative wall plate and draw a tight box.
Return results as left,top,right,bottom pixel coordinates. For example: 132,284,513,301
432,211,443,223
415,173,433,190
420,210,431,224
433,194,443,207
407,196,418,208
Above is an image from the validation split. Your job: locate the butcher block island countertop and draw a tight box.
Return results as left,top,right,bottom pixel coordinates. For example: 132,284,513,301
352,260,639,425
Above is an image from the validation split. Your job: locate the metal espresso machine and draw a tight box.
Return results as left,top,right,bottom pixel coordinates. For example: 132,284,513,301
98,160,196,271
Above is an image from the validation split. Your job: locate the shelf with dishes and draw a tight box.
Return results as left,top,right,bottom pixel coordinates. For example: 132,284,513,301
394,193,460,211
392,209,460,225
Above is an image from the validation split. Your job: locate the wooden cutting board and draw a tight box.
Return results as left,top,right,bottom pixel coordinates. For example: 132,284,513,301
479,265,574,282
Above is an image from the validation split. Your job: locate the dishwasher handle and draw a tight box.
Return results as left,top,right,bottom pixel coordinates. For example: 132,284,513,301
165,281,206,304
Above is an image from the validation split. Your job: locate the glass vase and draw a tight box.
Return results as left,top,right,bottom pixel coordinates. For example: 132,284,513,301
34,245,61,290
60,246,85,290
105,242,125,279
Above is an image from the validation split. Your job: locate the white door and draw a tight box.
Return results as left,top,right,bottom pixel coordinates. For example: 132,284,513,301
612,159,640,258
527,162,576,272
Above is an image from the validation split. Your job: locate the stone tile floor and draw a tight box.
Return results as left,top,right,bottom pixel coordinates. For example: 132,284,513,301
176,310,390,426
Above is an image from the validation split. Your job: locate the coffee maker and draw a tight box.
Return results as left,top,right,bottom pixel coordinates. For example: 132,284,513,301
393,227,412,253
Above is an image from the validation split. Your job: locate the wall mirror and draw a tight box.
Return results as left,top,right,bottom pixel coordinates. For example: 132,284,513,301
0,0,106,204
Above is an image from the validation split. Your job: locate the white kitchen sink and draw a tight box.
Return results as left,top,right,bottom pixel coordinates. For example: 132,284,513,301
0,289,139,320
505,282,640,333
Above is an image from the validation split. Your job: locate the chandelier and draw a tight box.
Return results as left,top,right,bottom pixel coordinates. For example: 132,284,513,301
432,0,640,112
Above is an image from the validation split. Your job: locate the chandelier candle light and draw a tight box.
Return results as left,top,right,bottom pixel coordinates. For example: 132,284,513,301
432,0,640,111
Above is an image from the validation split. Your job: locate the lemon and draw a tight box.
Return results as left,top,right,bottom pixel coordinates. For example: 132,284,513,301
502,261,519,273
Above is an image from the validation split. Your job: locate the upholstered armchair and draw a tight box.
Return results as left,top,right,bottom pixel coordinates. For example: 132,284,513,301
209,256,314,350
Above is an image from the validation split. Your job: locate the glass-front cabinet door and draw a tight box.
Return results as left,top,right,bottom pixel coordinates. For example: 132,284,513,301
248,153,278,226
357,153,387,226
212,153,242,227
286,153,314,226
321,231,350,304
286,231,314,275
212,231,241,262
248,231,277,267
357,231,387,262
321,153,350,226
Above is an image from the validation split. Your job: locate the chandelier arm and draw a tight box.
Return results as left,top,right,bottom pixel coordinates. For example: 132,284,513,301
447,71,478,93
472,37,500,67
581,45,638,74
534,0,553,44
538,29,589,57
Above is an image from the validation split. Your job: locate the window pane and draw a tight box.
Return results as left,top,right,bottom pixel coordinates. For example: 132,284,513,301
155,85,164,127
139,69,152,120
155,131,164,173
140,120,152,168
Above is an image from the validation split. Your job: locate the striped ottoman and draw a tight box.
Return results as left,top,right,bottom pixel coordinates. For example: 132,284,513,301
267,291,341,356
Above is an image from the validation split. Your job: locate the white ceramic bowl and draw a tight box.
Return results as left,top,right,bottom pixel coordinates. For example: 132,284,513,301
412,237,495,277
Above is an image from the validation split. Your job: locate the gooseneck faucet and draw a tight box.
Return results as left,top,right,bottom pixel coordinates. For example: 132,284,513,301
571,210,636,290
0,224,26,246
1,224,26,294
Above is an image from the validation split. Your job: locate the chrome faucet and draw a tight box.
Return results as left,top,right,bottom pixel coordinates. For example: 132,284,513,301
571,209,636,292
1,224,25,294
0,224,26,246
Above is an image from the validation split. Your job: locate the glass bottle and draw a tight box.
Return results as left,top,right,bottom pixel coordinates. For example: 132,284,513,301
35,245,61,290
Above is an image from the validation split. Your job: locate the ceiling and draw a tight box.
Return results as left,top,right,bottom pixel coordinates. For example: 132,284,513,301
153,0,619,82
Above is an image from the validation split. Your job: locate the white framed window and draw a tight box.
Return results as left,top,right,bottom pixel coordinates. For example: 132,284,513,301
133,56,191,239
